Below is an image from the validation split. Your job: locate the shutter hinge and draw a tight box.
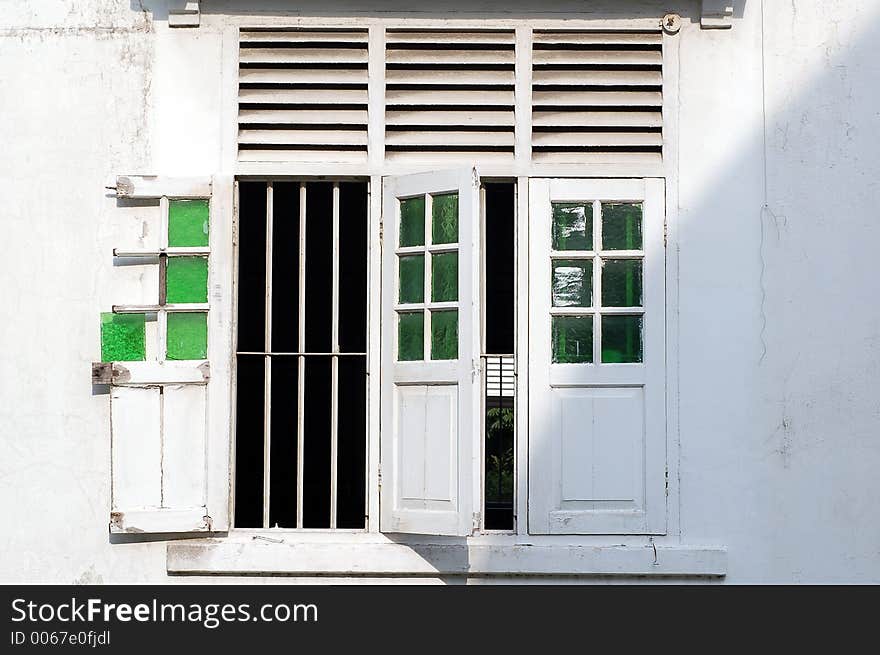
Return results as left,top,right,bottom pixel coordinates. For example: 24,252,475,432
379,219,384,244
472,511,482,532
377,463,382,492
663,220,668,248
665,467,669,496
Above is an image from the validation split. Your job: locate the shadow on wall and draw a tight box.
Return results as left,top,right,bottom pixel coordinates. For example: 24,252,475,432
111,0,880,582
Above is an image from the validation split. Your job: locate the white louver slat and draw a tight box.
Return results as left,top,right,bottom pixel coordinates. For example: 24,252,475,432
238,28,369,162
531,30,663,165
384,29,516,164
236,26,666,169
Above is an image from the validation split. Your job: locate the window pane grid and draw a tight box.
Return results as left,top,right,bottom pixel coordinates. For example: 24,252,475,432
395,191,460,362
549,200,644,364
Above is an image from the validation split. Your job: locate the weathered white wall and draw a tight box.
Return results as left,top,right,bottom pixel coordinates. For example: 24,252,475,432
1,0,878,583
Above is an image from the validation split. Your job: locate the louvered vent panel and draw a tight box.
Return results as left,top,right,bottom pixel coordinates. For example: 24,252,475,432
384,29,516,164
532,30,663,165
238,28,369,162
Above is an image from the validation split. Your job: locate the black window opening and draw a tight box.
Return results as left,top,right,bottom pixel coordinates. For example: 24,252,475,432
483,182,516,531
235,180,368,529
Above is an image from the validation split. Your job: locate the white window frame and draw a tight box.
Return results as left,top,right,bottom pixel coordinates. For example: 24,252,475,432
164,12,729,578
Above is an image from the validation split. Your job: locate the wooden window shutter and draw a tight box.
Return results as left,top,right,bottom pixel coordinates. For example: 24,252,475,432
94,175,233,535
237,28,370,164
380,168,481,535
531,29,663,165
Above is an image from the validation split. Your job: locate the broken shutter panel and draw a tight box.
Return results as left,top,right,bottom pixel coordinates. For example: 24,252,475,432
380,168,480,536
96,175,233,535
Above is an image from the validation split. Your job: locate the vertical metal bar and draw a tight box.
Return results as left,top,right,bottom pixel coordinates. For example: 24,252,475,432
296,182,307,529
263,183,274,529
330,182,341,529
158,196,170,363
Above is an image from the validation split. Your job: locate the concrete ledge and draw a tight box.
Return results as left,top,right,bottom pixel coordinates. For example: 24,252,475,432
167,540,727,577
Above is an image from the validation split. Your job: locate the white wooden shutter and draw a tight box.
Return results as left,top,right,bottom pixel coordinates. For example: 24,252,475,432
528,178,666,534
531,29,663,165
95,175,233,535
380,168,480,535
384,29,515,165
237,28,369,163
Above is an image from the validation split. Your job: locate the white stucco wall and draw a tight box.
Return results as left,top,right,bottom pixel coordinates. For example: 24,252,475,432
0,0,877,583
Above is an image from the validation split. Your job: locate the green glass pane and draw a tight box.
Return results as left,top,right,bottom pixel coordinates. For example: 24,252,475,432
601,315,643,363
167,312,208,360
166,256,208,303
552,259,592,307
601,259,643,307
168,199,209,247
399,196,425,247
431,310,458,360
552,315,593,364
432,193,459,244
552,203,592,251
101,312,145,362
431,252,458,302
602,202,642,250
398,254,425,304
398,311,424,361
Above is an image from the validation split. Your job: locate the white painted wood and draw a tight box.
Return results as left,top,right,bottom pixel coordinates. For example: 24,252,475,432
532,90,663,107
239,108,368,125
385,49,514,65
533,132,663,147
114,176,211,199
385,131,514,147
532,32,662,45
112,509,210,534
162,385,208,509
387,109,514,128
367,176,382,532
108,176,233,536
104,360,210,386
386,88,514,106
167,540,727,577
386,69,514,85
239,69,367,84
205,177,234,534
239,30,369,43
533,69,662,86
239,88,369,105
239,48,369,64
113,303,209,313
385,31,515,45
528,178,666,535
381,168,480,536
238,130,369,147
111,386,161,513
532,111,663,128
532,49,661,65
